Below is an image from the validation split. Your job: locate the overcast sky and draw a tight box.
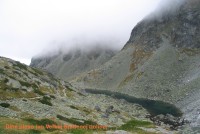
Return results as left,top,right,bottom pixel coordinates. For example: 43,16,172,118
0,0,162,65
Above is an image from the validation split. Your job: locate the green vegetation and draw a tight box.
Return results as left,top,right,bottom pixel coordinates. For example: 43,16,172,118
25,118,56,126
4,66,10,69
0,103,10,108
0,68,5,74
13,70,21,76
65,85,74,91
0,80,7,91
34,89,45,96
119,119,154,131
39,96,52,106
24,118,57,132
68,129,91,134
28,129,41,134
70,105,79,110
13,61,28,70
23,72,29,77
0,85,36,100
56,115,97,125
32,68,44,75
7,75,15,80
4,78,9,83
31,71,39,77
21,88,27,92
19,80,32,87
50,95,56,99
0,117,45,134
9,87,19,91
81,107,91,115
36,81,41,85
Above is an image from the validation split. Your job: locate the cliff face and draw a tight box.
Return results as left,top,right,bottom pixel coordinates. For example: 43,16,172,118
125,0,200,49
30,46,117,80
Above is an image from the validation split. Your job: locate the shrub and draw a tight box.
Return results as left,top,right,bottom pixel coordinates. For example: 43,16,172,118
0,103,10,108
9,87,19,91
39,96,52,106
34,89,45,96
4,78,9,83
32,68,44,75
65,85,74,91
70,105,79,110
19,80,32,87
50,95,56,99
4,66,10,69
0,69,4,74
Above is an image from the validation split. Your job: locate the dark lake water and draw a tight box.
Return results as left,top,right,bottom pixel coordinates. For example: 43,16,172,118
85,89,182,117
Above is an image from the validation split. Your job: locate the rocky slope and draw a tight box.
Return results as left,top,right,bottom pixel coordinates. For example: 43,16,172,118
30,46,117,81
2,57,178,134
69,0,200,133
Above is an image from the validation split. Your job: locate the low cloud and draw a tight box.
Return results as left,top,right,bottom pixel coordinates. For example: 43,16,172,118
0,0,161,64
146,0,186,21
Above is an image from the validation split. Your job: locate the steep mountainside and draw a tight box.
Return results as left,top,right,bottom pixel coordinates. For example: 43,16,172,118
70,0,200,132
31,46,117,81
73,0,200,98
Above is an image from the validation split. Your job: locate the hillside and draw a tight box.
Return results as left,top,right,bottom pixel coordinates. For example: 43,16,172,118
2,57,174,134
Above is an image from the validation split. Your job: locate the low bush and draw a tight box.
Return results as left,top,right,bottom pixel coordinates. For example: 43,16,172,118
4,78,9,83
0,103,10,108
39,96,52,106
34,89,45,96
19,80,32,87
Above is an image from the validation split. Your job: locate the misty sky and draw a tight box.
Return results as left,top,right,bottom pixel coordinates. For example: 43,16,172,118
0,0,162,65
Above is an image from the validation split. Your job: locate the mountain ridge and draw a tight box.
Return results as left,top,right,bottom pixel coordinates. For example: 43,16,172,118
31,46,117,81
